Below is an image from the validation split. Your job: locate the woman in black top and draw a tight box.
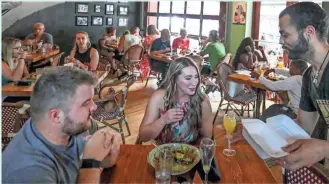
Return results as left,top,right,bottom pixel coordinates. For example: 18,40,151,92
65,31,99,70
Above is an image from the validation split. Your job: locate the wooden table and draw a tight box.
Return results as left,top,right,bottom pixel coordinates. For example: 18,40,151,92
101,125,282,183
228,73,269,118
26,49,60,63
2,70,109,97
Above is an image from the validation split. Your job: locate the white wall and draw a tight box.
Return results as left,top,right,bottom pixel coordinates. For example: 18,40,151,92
2,2,63,32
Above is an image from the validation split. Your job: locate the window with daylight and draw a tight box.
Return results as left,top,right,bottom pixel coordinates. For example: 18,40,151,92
145,1,226,39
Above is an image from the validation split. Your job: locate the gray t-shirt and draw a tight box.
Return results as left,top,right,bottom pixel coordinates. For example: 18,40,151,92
25,32,53,44
2,119,86,183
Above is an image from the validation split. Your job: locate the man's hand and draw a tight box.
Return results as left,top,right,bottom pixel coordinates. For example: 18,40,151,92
278,139,329,170
263,69,275,77
83,128,115,161
101,132,121,168
250,71,260,79
24,39,34,45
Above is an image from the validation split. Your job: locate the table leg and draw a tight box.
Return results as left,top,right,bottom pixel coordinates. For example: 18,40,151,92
255,89,262,118
262,90,266,113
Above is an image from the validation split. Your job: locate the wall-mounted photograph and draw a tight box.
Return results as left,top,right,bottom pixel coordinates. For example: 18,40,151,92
94,5,101,13
92,16,103,26
118,5,128,16
118,17,128,27
76,3,88,13
106,17,113,26
76,16,88,26
105,4,114,15
232,2,247,25
118,1,128,3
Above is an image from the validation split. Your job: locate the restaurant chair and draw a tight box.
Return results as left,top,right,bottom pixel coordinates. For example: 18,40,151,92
145,49,161,88
121,44,144,82
2,102,30,151
212,63,256,123
92,76,136,144
284,163,329,184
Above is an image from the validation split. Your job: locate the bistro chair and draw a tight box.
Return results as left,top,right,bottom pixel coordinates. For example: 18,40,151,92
92,76,136,144
284,163,329,184
144,49,161,88
121,44,144,82
2,102,30,151
212,63,256,124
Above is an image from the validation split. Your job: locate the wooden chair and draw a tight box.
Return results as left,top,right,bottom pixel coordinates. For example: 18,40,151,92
2,102,30,151
92,76,136,144
121,44,144,82
284,163,329,184
144,49,161,88
212,63,256,124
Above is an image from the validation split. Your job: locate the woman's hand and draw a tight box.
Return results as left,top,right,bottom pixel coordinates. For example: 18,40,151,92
18,51,28,59
161,108,184,124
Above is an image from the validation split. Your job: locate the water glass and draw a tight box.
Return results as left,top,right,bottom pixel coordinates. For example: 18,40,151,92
200,138,215,184
155,149,173,184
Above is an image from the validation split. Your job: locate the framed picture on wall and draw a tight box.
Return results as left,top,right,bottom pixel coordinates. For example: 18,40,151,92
76,16,88,26
105,4,114,15
91,16,103,26
118,5,128,16
232,2,247,25
94,5,101,13
76,3,89,13
106,17,113,26
118,17,128,27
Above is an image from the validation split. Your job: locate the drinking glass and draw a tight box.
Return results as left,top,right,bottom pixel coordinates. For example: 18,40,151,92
155,148,173,184
223,114,237,156
200,138,215,184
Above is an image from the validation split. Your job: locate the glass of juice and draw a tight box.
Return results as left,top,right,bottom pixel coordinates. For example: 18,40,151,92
223,114,237,156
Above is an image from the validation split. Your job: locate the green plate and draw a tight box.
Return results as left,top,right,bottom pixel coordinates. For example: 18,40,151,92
147,143,201,176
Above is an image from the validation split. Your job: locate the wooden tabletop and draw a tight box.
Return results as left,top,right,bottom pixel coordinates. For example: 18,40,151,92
228,73,269,90
101,125,282,183
150,53,173,63
2,70,109,97
26,49,60,63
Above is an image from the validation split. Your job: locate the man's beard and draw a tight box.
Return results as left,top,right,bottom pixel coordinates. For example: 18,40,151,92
61,113,91,136
283,32,312,61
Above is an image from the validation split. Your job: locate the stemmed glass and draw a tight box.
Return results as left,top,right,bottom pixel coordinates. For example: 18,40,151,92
223,114,237,156
200,138,215,184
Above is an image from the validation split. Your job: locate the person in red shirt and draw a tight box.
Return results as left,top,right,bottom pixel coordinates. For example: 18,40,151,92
172,28,190,53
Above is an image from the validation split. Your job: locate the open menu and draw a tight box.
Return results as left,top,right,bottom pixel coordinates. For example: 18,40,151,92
242,115,310,158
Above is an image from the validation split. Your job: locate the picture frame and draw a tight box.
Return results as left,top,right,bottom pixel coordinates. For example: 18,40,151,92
75,16,88,26
232,2,247,25
75,3,88,14
105,4,114,15
105,17,113,26
91,16,103,26
118,17,128,27
94,5,101,13
118,5,128,16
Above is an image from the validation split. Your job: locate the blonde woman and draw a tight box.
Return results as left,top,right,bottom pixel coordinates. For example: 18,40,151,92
65,31,99,70
2,37,30,102
138,57,212,145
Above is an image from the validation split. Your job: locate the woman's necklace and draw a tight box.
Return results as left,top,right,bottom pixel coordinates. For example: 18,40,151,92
312,50,329,84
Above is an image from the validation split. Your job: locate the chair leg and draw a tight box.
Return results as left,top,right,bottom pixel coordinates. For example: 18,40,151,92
247,104,250,117
241,106,244,116
118,119,125,144
145,75,150,88
139,71,143,83
225,103,230,114
123,116,131,136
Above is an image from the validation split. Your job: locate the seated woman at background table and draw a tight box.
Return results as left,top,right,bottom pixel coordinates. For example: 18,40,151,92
232,37,267,71
65,31,99,70
139,24,159,77
2,37,30,102
138,57,212,145
172,28,190,53
150,29,172,81
199,30,226,75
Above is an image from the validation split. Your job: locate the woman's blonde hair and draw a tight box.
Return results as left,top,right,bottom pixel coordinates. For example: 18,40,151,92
71,31,91,55
160,57,206,130
2,37,22,70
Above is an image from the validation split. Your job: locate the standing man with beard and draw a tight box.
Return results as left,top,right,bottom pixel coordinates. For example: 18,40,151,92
2,67,120,183
277,2,329,170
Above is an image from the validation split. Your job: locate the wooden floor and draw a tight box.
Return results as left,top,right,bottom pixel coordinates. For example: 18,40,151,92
102,77,271,145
